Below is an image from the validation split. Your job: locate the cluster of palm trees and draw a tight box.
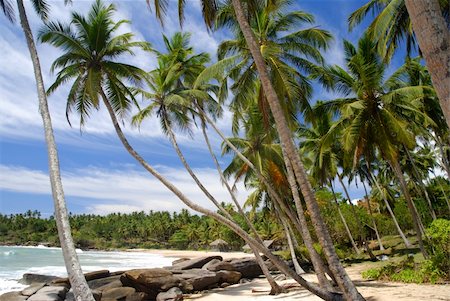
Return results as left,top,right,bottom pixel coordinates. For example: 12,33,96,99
2,0,449,300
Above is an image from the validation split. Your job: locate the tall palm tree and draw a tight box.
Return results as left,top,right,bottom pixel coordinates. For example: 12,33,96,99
1,1,95,300
317,34,431,257
133,32,283,294
349,0,450,129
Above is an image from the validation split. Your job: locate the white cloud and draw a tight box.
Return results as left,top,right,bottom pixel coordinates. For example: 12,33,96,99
0,164,248,215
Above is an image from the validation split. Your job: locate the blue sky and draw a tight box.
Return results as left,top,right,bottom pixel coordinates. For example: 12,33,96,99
0,0,407,217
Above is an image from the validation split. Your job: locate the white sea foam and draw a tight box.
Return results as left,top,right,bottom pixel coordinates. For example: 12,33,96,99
0,246,176,295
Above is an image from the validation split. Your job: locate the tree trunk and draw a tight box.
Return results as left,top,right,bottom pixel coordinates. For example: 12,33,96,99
282,147,335,290
405,148,437,220
199,121,283,294
390,159,429,258
280,214,305,275
405,0,450,129
16,1,95,300
100,92,341,300
337,175,377,260
230,1,363,299
361,180,384,251
198,105,333,287
329,181,360,254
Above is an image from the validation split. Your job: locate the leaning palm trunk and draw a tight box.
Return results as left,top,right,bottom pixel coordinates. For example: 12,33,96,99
329,181,360,254
405,148,437,220
100,93,342,301
404,0,450,129
199,107,333,289
230,1,364,299
361,180,384,250
197,120,283,294
390,159,429,258
16,1,95,300
337,175,377,260
278,211,305,275
366,165,412,248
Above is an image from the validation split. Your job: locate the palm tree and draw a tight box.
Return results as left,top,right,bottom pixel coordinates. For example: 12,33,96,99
317,34,431,257
215,0,331,132
1,1,95,299
133,32,283,294
349,0,450,129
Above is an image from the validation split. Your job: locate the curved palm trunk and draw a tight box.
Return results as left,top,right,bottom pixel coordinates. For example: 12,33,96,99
198,106,334,288
230,1,364,299
404,0,450,129
329,181,360,254
282,147,335,290
198,121,283,294
279,212,305,275
337,175,377,260
100,93,341,301
390,159,429,258
361,180,384,251
405,148,437,220
16,1,95,300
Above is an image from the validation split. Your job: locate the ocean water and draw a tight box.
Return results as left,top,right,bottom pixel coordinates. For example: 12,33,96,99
0,245,176,295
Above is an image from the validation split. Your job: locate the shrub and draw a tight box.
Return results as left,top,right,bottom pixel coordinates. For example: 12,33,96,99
425,219,450,280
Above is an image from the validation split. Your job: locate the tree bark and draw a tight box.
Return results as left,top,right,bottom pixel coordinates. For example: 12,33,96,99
390,159,429,258
405,0,450,129
280,212,305,275
230,1,363,299
16,1,95,300
100,92,341,300
361,180,384,251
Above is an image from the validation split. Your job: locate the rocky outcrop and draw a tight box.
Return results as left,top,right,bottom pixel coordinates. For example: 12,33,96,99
21,274,59,285
3,257,267,301
171,256,222,270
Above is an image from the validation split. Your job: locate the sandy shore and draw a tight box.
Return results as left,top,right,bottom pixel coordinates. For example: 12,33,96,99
130,249,450,301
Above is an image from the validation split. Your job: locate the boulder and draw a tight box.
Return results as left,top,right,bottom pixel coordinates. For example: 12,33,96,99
88,275,122,290
171,256,222,270
156,287,183,301
102,287,136,300
204,261,235,272
220,282,230,288
21,273,59,285
27,286,68,301
216,270,241,284
228,258,262,278
52,270,110,286
176,269,219,291
0,292,28,301
64,290,101,301
201,259,221,270
21,283,46,296
125,292,150,301
171,258,191,265
120,268,182,297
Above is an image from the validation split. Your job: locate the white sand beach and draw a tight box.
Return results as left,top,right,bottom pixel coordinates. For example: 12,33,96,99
132,249,450,301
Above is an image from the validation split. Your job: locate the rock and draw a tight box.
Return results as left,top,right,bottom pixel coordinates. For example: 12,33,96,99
21,283,46,296
125,292,150,301
171,258,190,265
228,258,262,278
239,278,250,284
220,282,230,288
102,287,135,300
156,287,183,301
95,280,123,292
52,270,110,287
204,260,235,272
216,270,241,284
273,274,287,281
27,285,68,301
88,275,122,290
172,256,222,270
0,292,28,301
177,269,219,291
263,260,279,272
21,273,59,285
120,268,182,298
201,259,221,270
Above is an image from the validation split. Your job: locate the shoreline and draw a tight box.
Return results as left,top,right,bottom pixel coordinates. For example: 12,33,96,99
126,248,254,260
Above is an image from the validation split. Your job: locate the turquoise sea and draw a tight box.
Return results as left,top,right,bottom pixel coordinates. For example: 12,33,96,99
0,245,175,294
